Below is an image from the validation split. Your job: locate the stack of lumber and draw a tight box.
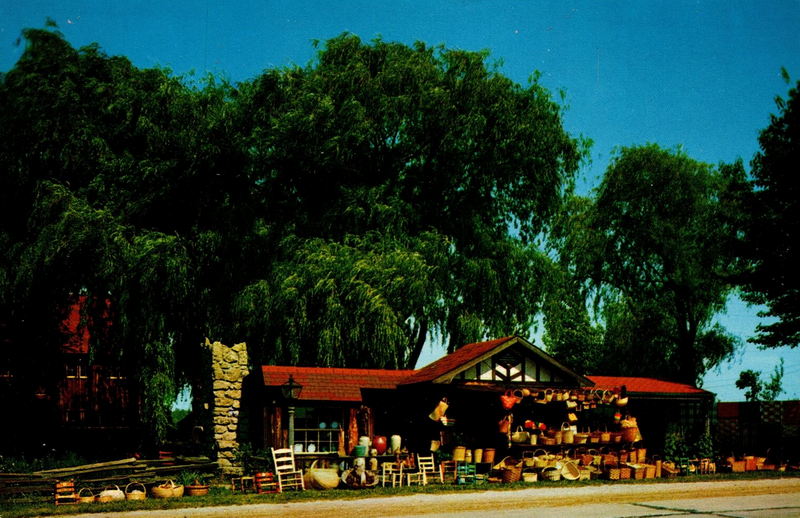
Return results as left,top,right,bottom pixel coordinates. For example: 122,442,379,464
0,456,217,503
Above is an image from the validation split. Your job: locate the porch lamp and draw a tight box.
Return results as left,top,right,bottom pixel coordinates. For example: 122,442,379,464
281,375,303,449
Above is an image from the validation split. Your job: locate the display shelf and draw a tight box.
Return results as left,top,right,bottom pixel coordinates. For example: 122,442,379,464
293,427,342,453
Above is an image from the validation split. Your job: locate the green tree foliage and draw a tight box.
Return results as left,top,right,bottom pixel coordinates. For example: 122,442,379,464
735,359,785,401
233,34,584,363
548,145,741,384
1,28,582,445
741,75,800,348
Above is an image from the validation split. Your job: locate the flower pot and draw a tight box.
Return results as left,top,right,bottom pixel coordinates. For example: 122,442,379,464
185,485,209,496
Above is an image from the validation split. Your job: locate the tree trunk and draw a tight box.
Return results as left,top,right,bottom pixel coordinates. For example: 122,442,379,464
404,320,428,369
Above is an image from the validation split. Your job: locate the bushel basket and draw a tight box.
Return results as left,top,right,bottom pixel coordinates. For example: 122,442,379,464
500,464,522,483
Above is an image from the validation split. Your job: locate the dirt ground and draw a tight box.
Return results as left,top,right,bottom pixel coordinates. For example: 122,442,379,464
56,477,800,518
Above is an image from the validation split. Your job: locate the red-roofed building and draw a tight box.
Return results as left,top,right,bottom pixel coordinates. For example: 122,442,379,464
252,335,712,459
0,295,138,455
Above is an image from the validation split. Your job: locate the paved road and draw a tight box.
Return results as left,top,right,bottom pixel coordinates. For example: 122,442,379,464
50,478,800,518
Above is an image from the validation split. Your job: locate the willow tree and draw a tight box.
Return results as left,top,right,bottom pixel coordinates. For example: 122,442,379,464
0,26,246,446
234,34,584,367
1,28,583,449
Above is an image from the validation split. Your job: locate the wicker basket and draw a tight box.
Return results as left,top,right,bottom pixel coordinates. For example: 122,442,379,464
501,465,522,483
627,464,646,480
644,464,656,479
77,488,94,504
541,467,561,481
619,467,632,480
607,467,621,480
151,480,184,499
97,485,125,502
522,472,538,483
561,460,581,481
125,482,147,501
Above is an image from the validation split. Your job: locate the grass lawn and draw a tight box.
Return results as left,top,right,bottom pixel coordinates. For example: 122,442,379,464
2,471,798,518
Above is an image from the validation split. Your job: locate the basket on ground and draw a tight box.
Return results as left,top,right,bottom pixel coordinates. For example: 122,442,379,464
151,480,184,499
77,488,94,504
125,482,147,500
304,460,341,489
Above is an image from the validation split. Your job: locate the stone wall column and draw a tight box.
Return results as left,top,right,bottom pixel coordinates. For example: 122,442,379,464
206,338,249,474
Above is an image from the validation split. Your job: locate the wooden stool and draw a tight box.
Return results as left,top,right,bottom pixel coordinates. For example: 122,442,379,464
231,475,255,493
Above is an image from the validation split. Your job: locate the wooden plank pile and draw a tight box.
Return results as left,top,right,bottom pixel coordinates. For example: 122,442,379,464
0,456,217,503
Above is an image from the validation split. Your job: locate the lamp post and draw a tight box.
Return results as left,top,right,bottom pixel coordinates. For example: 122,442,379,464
281,374,303,449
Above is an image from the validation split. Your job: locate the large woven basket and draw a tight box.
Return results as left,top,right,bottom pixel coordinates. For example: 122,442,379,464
500,465,522,483
561,460,580,481
151,480,184,499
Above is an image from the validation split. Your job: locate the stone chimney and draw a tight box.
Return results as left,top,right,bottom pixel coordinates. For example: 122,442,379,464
206,338,249,474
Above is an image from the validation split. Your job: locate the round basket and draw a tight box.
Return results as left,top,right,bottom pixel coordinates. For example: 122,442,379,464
185,484,209,496
622,427,639,443
125,482,147,501
97,485,125,502
561,460,581,481
304,460,341,490
151,480,184,499
77,488,94,504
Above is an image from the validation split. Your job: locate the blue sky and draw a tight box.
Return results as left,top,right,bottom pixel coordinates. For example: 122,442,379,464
2,1,799,400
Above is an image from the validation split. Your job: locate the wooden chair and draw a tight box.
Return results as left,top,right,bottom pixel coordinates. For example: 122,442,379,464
405,466,426,486
231,475,256,493
54,480,78,505
416,454,442,483
440,459,458,484
380,461,404,487
271,448,305,492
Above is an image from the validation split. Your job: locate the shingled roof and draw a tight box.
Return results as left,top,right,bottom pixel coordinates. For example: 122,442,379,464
261,336,599,401
588,375,712,396
261,366,415,402
400,336,515,385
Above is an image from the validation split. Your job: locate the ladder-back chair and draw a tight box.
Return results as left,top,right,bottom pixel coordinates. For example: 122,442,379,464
416,454,442,483
271,448,305,492
380,461,404,487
